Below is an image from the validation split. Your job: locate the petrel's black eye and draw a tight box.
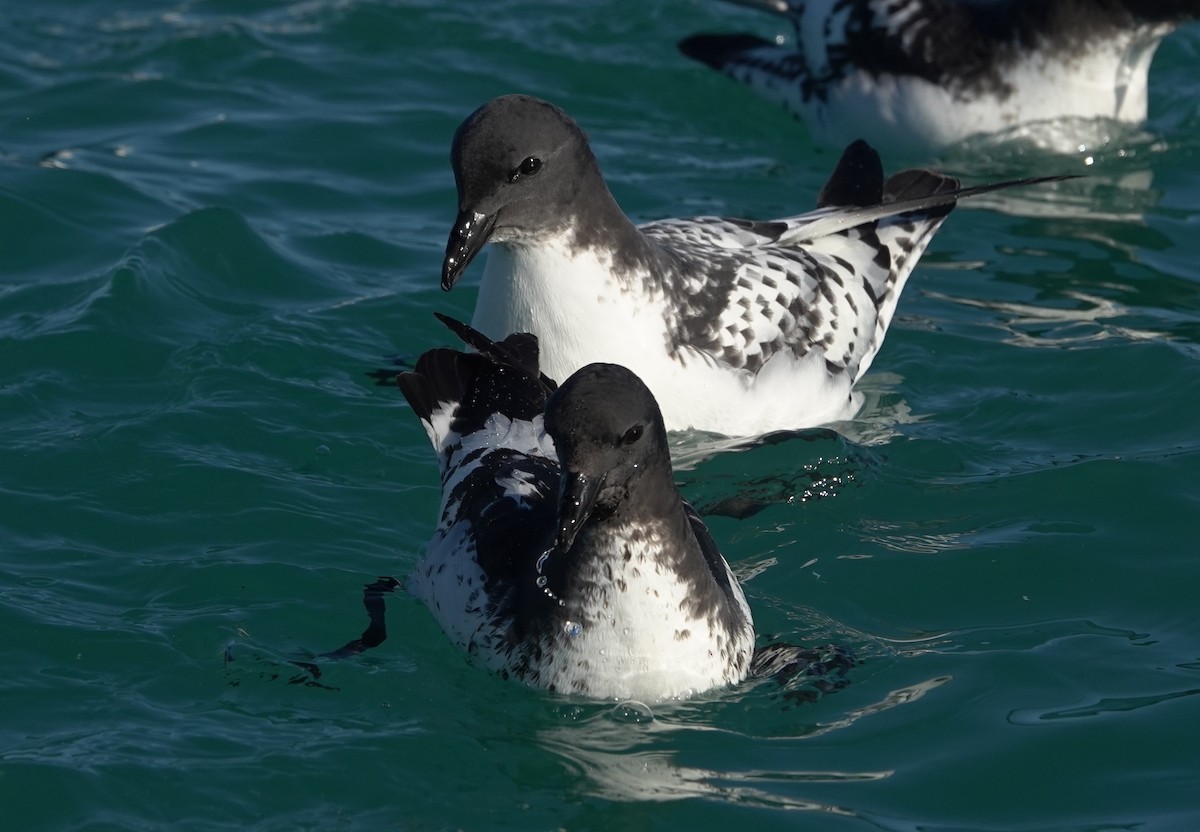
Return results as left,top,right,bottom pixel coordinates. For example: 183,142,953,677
621,424,644,445
510,156,542,181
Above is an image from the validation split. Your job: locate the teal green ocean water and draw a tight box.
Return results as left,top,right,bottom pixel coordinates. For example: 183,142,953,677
4,2,1200,829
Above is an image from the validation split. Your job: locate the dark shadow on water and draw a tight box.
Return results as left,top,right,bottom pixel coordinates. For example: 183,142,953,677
750,640,857,708
223,576,401,690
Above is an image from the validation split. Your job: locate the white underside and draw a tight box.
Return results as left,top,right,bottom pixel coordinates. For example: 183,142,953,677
409,408,756,701
534,526,756,701
741,29,1165,154
416,516,755,701
471,242,862,436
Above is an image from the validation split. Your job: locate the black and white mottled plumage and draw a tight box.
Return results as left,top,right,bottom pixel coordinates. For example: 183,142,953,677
680,0,1200,153
440,94,1068,436
398,315,757,701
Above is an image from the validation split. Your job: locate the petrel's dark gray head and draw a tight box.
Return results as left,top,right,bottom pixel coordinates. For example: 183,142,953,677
542,362,673,554
441,94,605,291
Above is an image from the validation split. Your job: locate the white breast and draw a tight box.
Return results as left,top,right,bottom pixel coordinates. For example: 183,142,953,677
534,524,756,701
471,239,864,435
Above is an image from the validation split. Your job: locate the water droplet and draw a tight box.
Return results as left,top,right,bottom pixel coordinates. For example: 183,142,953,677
535,547,565,606
609,700,654,724
564,620,582,638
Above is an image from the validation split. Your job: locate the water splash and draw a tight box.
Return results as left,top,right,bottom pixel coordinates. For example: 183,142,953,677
535,547,565,606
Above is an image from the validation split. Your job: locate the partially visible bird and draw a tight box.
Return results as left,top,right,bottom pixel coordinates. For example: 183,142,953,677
680,0,1200,153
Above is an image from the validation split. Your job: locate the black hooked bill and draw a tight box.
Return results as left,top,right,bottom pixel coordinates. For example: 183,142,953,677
442,210,496,290
554,471,604,553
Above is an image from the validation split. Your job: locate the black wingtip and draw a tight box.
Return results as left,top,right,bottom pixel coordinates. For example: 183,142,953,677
882,167,961,223
679,32,773,70
883,168,961,204
398,357,446,422
433,313,557,391
940,173,1083,206
818,139,885,208
433,312,493,353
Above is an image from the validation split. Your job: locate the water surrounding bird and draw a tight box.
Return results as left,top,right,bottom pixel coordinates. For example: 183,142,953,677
440,94,1069,436
679,0,1200,153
